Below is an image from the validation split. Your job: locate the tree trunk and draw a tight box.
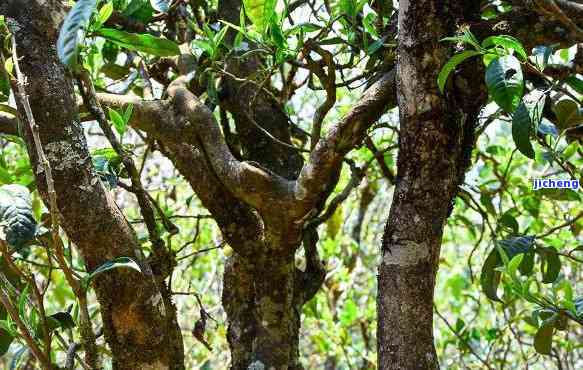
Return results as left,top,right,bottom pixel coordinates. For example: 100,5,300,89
222,225,324,370
377,1,484,369
224,251,300,369
3,2,185,369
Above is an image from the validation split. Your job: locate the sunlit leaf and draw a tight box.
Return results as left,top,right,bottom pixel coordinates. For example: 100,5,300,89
482,35,527,61
437,51,482,93
96,28,180,57
243,0,277,32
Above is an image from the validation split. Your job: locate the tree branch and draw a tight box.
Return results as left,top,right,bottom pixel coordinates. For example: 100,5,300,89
294,71,396,213
95,78,296,212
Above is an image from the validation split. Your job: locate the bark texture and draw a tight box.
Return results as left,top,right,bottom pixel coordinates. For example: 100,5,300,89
2,2,184,369
377,1,486,369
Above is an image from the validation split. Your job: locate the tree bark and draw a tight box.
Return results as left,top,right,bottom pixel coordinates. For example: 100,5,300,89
2,2,184,369
377,1,485,369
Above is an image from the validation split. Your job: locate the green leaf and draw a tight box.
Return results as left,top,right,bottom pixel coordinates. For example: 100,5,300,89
0,319,13,357
95,1,114,29
564,75,583,95
0,185,37,248
123,0,155,23
243,0,277,32
480,247,502,301
537,247,561,283
17,284,29,320
81,257,142,290
441,29,481,51
485,55,524,113
269,20,286,49
482,35,528,61
150,0,170,12
511,101,535,159
498,211,519,233
519,250,535,275
57,0,98,67
480,193,497,215
339,299,358,325
96,28,180,57
534,322,554,355
122,104,134,125
481,236,536,301
437,51,482,93
192,40,214,56
107,107,127,136
552,99,583,130
285,23,321,36
507,253,524,280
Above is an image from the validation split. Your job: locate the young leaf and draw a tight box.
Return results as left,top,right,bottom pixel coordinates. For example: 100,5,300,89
107,107,127,136
95,1,114,29
123,104,134,125
57,0,98,67
81,257,142,290
482,35,528,61
96,28,180,57
507,253,524,280
511,101,535,159
192,40,214,57
437,51,482,93
485,55,524,113
243,0,277,32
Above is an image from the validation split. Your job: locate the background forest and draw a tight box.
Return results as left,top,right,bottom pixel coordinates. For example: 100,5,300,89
0,0,582,369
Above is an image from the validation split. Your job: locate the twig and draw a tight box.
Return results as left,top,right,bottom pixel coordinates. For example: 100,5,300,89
434,305,494,370
537,211,583,238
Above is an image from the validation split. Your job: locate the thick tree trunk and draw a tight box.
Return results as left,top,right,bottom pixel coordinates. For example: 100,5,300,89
3,2,185,369
223,251,301,370
222,227,324,370
377,1,484,369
